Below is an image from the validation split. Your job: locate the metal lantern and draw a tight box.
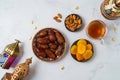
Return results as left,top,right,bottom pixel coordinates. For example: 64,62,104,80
0,40,20,69
101,0,120,19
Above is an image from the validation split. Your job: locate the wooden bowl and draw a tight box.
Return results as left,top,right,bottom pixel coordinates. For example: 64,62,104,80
32,28,67,62
64,14,82,32
70,39,94,62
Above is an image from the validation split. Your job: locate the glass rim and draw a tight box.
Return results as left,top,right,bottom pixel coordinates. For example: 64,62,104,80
86,20,107,40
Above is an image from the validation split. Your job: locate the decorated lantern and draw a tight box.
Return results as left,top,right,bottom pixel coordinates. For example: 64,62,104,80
101,0,120,19
0,40,20,69
2,57,32,80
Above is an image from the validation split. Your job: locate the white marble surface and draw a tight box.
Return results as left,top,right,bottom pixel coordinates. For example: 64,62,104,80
0,0,120,80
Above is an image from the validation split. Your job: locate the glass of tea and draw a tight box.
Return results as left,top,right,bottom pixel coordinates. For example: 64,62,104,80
86,20,107,43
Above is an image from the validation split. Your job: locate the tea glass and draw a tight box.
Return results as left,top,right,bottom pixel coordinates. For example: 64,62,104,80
86,20,107,44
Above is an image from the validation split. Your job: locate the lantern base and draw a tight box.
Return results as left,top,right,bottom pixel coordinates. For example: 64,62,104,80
2,73,12,80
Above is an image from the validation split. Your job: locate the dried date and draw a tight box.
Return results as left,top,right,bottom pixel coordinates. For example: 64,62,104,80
37,43,48,49
55,31,65,44
55,45,63,56
45,49,56,59
33,48,40,54
39,30,47,37
48,29,56,41
39,50,46,58
49,43,57,49
49,34,56,42
37,37,49,44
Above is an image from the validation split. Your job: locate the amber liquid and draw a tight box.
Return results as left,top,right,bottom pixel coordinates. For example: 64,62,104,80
87,20,106,39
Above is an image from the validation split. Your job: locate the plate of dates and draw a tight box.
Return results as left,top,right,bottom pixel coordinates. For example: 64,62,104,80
32,28,66,62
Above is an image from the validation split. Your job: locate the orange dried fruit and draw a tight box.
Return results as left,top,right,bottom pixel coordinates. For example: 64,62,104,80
77,44,86,54
76,53,83,61
83,50,93,60
77,39,87,46
70,39,94,62
70,45,77,55
86,44,92,50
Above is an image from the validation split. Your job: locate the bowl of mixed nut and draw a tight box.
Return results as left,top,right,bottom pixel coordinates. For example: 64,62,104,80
64,14,82,32
70,39,94,62
32,28,67,62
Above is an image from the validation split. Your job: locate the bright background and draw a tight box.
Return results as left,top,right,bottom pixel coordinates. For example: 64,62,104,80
0,0,120,80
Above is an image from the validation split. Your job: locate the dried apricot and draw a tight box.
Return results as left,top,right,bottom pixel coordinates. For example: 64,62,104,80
82,50,93,60
77,44,86,54
77,39,87,46
86,44,92,50
76,53,83,61
70,39,93,62
70,45,77,55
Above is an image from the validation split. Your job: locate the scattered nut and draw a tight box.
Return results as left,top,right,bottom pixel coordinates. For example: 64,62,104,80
113,27,117,32
53,13,62,23
65,14,82,32
33,25,37,30
56,19,61,23
29,36,32,40
75,6,79,10
57,13,62,18
32,20,34,24
61,66,65,70
53,16,58,20
111,37,115,42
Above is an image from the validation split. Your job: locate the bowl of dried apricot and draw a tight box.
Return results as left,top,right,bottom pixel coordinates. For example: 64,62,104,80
64,14,82,32
70,39,94,62
32,28,67,62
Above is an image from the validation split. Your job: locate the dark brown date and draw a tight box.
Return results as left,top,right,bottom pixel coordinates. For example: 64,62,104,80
48,29,54,35
48,29,56,41
49,34,56,42
49,43,57,49
33,48,40,54
37,43,48,49
39,50,46,58
55,45,63,56
45,49,56,59
55,31,65,44
33,42,37,47
36,31,47,38
39,30,47,37
37,37,49,44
